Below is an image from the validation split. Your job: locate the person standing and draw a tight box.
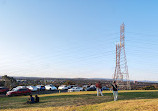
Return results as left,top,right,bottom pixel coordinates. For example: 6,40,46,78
95,81,104,96
112,81,118,101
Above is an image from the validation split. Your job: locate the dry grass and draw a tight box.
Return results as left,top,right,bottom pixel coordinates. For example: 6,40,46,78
2,99,158,111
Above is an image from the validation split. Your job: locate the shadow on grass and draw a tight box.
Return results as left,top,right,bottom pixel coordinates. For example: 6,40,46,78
118,91,158,100
40,91,158,100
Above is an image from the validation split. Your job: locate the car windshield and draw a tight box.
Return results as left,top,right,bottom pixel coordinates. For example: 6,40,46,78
11,88,18,91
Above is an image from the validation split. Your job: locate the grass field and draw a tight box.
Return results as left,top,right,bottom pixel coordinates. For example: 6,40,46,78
0,90,158,111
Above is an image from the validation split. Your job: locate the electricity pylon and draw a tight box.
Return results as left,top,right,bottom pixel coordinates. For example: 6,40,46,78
113,23,131,90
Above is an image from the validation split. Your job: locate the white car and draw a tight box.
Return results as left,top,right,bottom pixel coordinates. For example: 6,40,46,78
45,85,57,90
58,85,68,90
68,87,83,92
26,86,38,91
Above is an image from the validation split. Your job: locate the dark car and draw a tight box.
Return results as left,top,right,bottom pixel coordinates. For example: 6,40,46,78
6,88,31,96
86,86,96,91
0,87,9,94
36,85,45,91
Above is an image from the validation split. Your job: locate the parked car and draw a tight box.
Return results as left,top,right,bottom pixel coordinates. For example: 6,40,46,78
45,85,57,90
0,87,9,94
68,87,83,92
58,85,69,90
26,86,38,91
86,85,96,91
36,85,45,91
6,88,31,96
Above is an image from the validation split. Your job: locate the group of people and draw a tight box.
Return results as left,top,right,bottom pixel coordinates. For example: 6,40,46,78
95,81,118,101
27,95,39,104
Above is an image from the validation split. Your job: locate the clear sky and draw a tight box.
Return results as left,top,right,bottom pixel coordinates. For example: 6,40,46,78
0,0,158,81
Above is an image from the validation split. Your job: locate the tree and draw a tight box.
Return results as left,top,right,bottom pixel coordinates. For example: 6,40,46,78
2,75,17,89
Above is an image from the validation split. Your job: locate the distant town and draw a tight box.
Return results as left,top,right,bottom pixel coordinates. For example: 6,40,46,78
0,75,158,90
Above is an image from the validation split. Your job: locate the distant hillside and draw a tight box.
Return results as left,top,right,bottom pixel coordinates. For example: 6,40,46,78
0,75,157,83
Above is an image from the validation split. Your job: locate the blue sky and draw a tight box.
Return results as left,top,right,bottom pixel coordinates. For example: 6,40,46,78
0,0,158,81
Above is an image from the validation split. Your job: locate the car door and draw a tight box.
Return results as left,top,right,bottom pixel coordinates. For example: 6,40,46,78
77,87,80,91
18,89,26,95
16,89,22,95
23,89,28,94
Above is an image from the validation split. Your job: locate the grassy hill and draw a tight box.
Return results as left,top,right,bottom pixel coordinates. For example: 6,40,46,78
0,90,158,111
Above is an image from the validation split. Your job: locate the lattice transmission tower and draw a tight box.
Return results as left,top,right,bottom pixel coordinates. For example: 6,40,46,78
113,23,131,90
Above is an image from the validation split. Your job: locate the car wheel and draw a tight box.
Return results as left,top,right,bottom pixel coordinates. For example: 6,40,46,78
50,88,51,91
9,94,14,97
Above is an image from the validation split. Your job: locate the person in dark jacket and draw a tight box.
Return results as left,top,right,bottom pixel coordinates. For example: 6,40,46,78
27,95,35,104
95,81,104,96
35,95,39,103
112,81,118,101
